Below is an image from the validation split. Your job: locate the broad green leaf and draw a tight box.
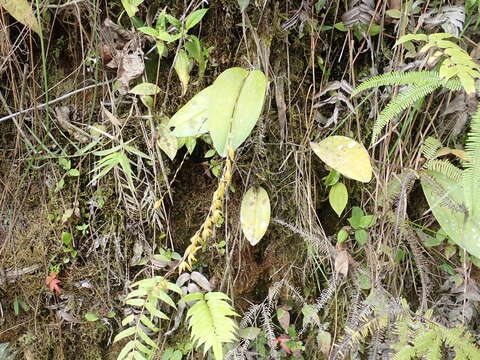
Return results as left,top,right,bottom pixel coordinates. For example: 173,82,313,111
156,124,178,161
240,186,271,246
421,170,480,258
130,82,161,96
208,67,248,156
168,86,211,137
323,169,340,186
174,50,191,95
121,0,144,17
337,229,348,243
355,229,368,245
185,8,208,30
208,68,266,156
329,182,348,216
386,9,401,18
0,0,41,34
230,70,268,151
310,136,373,182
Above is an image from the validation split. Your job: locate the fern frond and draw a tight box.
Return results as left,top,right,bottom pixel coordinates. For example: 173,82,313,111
352,71,442,96
422,137,442,160
183,291,238,360
115,277,182,360
426,159,463,182
393,345,416,360
463,105,480,217
372,82,442,143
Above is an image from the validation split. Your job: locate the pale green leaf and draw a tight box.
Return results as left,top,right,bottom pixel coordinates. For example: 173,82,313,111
113,326,136,343
240,186,271,246
0,0,41,34
84,312,99,322
337,229,348,243
122,314,135,326
237,0,250,12
138,27,159,38
130,83,161,96
310,136,373,183
168,86,211,137
174,50,191,96
329,182,348,216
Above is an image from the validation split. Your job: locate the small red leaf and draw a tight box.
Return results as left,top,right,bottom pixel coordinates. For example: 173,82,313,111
45,272,62,294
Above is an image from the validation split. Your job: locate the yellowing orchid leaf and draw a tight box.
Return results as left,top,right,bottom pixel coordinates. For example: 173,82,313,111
240,186,271,246
310,136,372,183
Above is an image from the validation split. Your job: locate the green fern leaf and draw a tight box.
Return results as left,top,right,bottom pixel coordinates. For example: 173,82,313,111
426,160,463,182
115,276,179,360
352,71,442,96
422,137,442,160
183,291,238,360
372,82,442,143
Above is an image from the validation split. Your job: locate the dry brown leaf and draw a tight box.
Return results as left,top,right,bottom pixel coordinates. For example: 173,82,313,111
334,243,350,277
100,18,134,67
117,37,145,94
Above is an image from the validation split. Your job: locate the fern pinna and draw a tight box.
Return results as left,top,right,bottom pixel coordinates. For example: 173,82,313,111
114,276,182,360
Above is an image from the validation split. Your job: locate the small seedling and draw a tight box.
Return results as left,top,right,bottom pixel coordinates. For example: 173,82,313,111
337,207,374,246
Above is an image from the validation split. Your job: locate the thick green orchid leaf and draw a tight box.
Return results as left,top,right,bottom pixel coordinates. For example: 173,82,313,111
230,70,268,151
208,67,267,157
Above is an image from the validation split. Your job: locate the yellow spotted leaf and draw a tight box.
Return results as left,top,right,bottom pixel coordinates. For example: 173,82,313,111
310,136,372,183
156,124,178,161
240,186,271,246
